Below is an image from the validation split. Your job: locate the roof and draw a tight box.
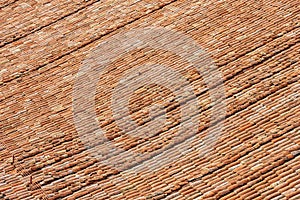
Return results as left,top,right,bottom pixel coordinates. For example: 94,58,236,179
0,0,299,199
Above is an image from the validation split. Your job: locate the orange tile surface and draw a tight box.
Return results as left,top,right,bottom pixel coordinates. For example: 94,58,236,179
0,0,299,199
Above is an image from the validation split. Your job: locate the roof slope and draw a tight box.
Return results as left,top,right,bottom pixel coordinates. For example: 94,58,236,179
0,0,299,199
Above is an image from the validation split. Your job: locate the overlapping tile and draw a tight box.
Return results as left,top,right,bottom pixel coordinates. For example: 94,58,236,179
0,0,299,199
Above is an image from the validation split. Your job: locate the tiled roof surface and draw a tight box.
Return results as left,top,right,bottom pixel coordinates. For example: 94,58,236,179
0,0,299,199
